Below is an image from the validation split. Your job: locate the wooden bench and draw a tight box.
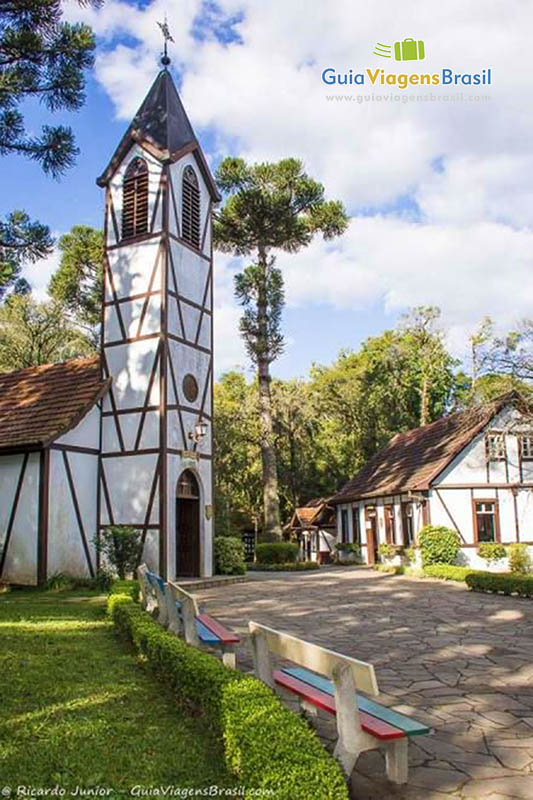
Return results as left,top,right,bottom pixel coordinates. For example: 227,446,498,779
248,621,429,784
137,565,240,668
166,580,240,669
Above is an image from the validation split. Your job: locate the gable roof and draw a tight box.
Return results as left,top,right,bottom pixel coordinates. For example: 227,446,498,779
331,395,523,504
0,357,110,452
97,69,220,201
288,498,336,529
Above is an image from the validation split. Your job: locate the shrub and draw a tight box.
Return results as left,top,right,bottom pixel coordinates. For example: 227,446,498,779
423,564,474,582
107,594,348,799
466,571,533,597
255,542,299,565
418,525,460,566
214,537,246,575
374,564,404,575
248,561,320,571
110,578,140,601
478,542,506,564
97,525,143,579
404,547,416,563
334,542,362,563
507,543,532,574
378,543,396,560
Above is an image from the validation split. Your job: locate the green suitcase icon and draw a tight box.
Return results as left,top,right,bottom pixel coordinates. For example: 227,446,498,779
394,38,425,61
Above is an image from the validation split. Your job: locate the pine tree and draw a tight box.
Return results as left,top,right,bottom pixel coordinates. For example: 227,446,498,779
214,157,348,539
0,0,100,297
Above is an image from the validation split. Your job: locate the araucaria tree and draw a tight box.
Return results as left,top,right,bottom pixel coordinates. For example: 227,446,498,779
0,0,99,296
214,158,348,539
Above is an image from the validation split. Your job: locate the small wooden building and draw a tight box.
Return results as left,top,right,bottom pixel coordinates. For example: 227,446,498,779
331,394,533,569
286,498,337,563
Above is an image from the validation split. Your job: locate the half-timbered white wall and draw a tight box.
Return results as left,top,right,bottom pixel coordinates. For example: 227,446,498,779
100,141,214,578
0,453,40,584
166,154,213,577
336,404,533,568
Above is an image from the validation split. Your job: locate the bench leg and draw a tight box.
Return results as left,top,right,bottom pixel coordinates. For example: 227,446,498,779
300,699,318,716
385,738,408,784
222,648,236,669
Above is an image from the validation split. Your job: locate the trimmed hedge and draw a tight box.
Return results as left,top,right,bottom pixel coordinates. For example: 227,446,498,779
466,571,533,597
374,564,404,575
110,579,139,601
107,594,348,799
423,565,475,582
255,542,299,564
248,561,320,571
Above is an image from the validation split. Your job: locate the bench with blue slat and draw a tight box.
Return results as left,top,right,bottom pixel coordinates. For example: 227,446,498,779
174,600,240,647
146,570,166,594
281,666,429,737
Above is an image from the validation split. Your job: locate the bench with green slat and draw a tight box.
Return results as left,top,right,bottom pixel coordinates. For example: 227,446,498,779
282,666,430,737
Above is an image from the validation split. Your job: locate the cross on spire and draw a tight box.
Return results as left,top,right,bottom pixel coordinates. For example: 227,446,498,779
157,16,175,68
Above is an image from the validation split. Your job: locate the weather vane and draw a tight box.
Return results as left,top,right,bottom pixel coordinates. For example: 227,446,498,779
157,16,175,68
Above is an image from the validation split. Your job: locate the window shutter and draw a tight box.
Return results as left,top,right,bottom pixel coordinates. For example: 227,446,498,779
182,166,201,249
122,158,149,240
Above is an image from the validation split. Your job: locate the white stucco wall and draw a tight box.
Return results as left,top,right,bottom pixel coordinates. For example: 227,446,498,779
47,449,98,578
0,453,40,584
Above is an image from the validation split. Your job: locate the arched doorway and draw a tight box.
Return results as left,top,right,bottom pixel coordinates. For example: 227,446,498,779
176,470,200,577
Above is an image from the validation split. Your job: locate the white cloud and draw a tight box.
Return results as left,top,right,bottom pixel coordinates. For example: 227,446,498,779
66,0,533,368
23,241,61,301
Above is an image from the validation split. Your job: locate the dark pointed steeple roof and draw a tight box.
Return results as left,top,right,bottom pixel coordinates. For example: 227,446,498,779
97,70,220,201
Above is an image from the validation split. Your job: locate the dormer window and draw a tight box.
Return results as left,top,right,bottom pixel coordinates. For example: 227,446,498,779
485,432,505,462
122,157,149,240
182,166,201,249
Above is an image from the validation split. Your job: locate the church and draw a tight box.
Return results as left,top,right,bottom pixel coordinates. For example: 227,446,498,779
0,65,219,585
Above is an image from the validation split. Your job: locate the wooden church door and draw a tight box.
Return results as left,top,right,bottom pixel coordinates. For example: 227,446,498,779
176,470,200,577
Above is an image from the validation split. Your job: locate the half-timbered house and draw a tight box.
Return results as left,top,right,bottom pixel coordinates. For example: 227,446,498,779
332,394,533,569
0,65,219,585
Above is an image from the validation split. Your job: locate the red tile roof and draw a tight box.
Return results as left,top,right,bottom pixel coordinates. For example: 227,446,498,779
0,357,109,452
288,498,336,529
332,396,520,504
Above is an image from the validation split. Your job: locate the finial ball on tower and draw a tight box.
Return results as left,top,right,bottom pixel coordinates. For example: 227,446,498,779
157,17,175,68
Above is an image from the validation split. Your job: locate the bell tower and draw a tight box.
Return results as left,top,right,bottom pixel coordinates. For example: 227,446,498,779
96,64,220,578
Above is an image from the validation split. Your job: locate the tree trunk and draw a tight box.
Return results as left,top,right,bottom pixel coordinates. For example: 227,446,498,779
256,248,282,541
420,374,429,427
258,359,282,539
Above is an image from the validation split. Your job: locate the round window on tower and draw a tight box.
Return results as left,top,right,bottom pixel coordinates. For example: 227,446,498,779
182,374,199,403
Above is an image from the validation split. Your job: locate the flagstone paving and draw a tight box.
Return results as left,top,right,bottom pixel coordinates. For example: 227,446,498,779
195,567,533,800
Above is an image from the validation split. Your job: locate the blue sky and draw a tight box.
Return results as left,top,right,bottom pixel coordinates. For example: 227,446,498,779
8,0,533,379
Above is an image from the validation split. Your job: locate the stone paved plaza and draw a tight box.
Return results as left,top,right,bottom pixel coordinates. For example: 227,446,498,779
195,567,533,800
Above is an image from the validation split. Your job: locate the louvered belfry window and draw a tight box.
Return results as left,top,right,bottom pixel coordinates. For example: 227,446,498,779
182,166,201,248
122,157,149,240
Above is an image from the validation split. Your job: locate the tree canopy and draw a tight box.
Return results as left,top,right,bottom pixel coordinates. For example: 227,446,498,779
0,0,99,299
214,157,348,540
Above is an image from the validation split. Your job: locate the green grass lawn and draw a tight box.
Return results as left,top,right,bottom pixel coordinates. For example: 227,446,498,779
0,588,236,795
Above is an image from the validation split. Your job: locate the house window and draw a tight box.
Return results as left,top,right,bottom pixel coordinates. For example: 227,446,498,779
384,505,395,544
474,500,499,543
352,507,361,545
340,509,349,543
520,435,533,461
182,166,201,249
401,503,415,547
122,157,149,240
485,432,505,461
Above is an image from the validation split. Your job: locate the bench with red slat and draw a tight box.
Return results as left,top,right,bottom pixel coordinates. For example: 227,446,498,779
196,613,240,645
273,669,405,742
